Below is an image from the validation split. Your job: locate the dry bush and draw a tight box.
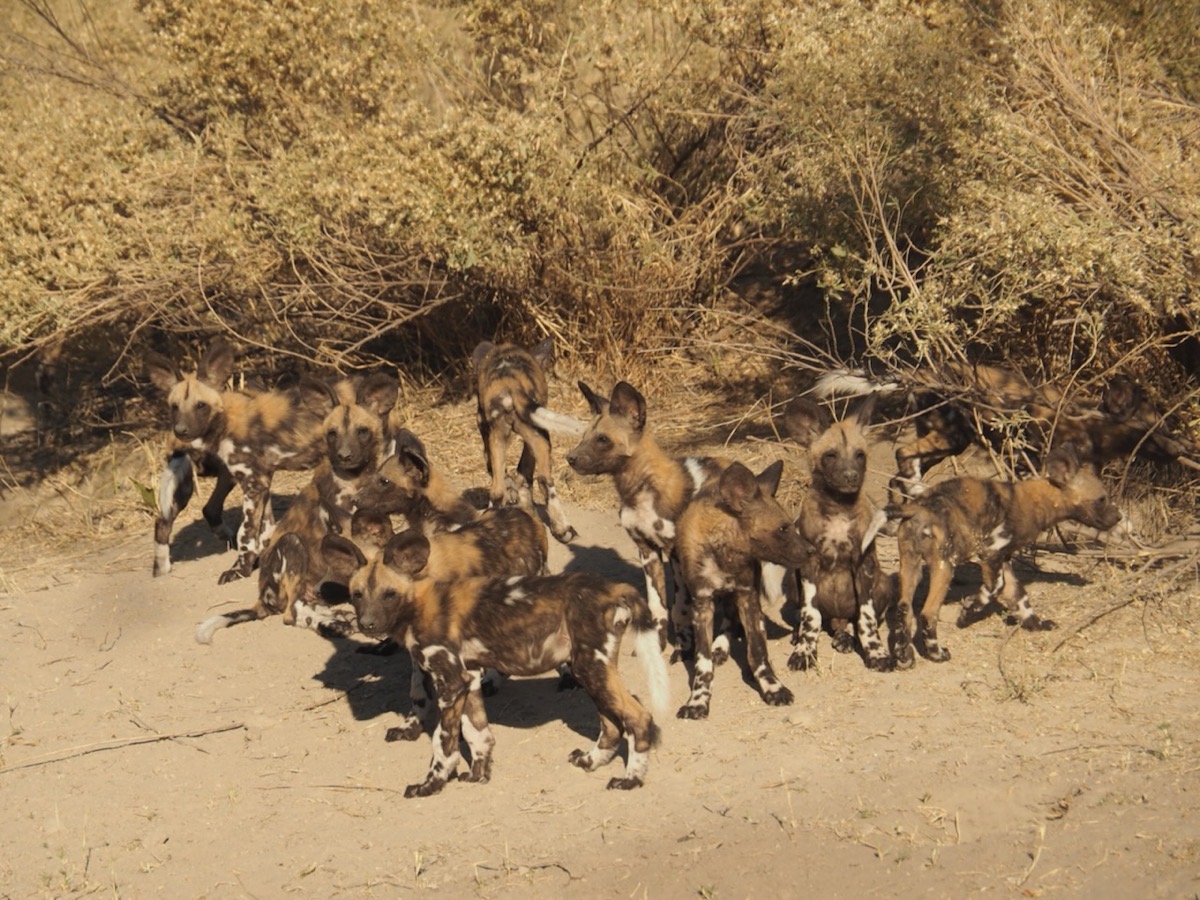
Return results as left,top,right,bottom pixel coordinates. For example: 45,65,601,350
1,0,760,387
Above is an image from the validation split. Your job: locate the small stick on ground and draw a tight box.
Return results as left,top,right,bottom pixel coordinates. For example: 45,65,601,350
0,721,245,774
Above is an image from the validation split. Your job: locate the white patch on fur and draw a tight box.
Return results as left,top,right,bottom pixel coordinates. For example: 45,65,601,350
812,369,901,398
459,637,489,663
641,561,667,624
154,543,171,576
759,563,787,607
529,406,588,436
158,455,191,519
695,655,714,675
987,523,1011,552
195,614,232,644
621,493,675,545
697,557,735,592
822,514,855,548
711,633,730,660
594,633,617,664
624,745,649,783
861,508,888,554
683,457,708,492
634,626,669,716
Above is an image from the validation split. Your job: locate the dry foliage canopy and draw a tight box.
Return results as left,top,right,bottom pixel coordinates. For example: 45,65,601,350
0,0,1198,424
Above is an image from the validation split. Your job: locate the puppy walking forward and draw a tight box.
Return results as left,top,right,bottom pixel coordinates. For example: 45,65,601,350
674,461,808,718
145,341,335,583
894,444,1122,667
194,373,399,642
472,339,579,543
566,381,728,652
353,433,550,736
322,531,668,797
783,397,897,673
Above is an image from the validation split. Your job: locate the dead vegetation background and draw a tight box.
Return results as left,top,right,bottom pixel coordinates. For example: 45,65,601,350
1,0,1198,529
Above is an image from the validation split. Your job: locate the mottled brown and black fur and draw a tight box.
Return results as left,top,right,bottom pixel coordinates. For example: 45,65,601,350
193,374,399,643
815,364,1194,513
353,430,550,732
354,430,478,535
322,531,669,797
894,444,1123,667
566,381,729,652
674,461,808,718
472,339,577,543
783,398,898,673
152,445,236,577
145,341,339,583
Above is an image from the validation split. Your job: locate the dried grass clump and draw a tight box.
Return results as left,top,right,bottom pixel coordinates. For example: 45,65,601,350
1,0,756,385
742,1,1199,431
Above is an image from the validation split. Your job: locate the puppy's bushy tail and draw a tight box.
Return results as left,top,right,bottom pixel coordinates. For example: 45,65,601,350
529,405,588,437
195,609,260,644
812,369,902,399
625,591,670,718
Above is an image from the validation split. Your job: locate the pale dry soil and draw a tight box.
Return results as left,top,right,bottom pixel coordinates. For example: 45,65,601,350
2,397,1199,899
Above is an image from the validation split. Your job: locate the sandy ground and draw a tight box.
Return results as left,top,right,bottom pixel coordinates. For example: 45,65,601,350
3,398,1200,899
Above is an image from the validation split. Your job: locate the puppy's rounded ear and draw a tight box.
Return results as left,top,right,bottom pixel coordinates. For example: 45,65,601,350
198,340,237,388
397,442,432,487
1045,443,1081,487
851,394,877,429
781,397,830,449
298,376,338,418
756,459,785,497
471,341,495,371
321,533,368,582
357,372,399,418
578,381,609,416
382,531,430,574
144,351,181,394
610,382,647,432
530,337,554,374
718,462,760,515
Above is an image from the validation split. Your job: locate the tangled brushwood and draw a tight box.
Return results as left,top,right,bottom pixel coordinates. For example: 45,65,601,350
0,1,1197,450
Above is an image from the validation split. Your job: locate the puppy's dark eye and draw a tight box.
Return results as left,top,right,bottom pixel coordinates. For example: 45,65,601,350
195,401,208,412
822,451,837,463
378,476,391,487
855,449,866,460
357,426,371,438
778,523,792,535
351,591,363,604
383,588,399,604
327,430,338,440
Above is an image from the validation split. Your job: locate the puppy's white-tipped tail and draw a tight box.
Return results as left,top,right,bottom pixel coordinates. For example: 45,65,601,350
812,369,901,399
194,609,259,644
634,626,670,718
195,614,232,644
530,405,588,437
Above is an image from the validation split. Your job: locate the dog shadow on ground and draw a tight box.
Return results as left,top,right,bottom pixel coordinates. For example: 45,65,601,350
311,637,612,744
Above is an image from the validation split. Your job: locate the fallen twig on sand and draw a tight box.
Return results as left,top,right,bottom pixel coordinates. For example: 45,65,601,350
0,721,245,774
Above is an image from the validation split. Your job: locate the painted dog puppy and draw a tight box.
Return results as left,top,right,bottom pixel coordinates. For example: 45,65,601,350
894,443,1122,667
153,445,236,576
193,373,398,643
783,397,898,673
321,530,668,796
145,340,336,583
472,338,580,544
353,434,550,735
354,429,478,535
565,381,729,653
674,461,808,718
815,364,1197,512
